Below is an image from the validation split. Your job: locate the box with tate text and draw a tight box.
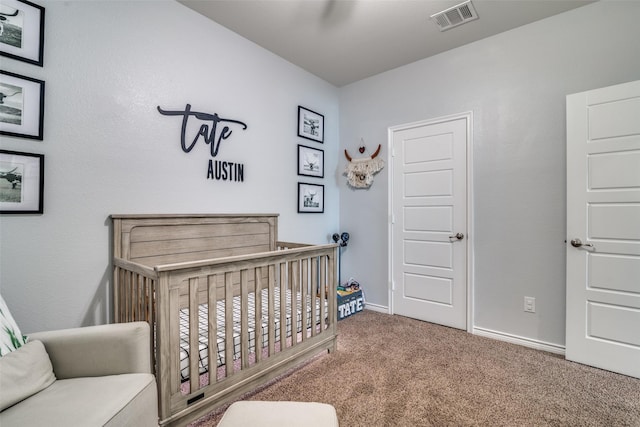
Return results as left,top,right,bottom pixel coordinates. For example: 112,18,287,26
337,289,364,320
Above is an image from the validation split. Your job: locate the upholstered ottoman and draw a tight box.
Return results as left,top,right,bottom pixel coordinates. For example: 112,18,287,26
217,401,339,427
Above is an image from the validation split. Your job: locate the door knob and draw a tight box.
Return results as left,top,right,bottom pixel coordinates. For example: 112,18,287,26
570,238,594,249
449,233,464,240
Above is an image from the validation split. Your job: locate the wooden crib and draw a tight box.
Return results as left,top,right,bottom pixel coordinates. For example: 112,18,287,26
111,214,338,426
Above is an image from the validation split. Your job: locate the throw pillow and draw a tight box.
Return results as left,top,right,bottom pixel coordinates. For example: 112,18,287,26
0,294,27,357
0,340,56,411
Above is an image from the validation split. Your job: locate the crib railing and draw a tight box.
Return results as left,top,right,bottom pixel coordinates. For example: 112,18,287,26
113,242,338,426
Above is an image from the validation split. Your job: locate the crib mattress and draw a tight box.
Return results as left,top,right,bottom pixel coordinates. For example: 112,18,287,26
179,287,326,382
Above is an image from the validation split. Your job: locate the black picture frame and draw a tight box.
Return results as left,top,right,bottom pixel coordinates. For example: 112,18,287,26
297,106,324,143
298,182,324,213
297,144,324,178
0,70,45,140
0,0,45,67
0,149,44,214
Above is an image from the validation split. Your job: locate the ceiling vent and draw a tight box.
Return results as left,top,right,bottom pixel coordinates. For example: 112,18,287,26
431,0,479,32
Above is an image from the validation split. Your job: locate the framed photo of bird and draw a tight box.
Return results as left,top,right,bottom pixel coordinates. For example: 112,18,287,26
297,144,324,178
0,149,44,214
0,0,45,66
0,70,44,140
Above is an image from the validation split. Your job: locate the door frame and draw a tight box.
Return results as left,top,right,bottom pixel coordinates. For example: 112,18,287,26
387,111,474,332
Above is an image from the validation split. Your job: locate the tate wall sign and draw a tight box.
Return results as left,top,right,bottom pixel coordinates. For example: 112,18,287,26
158,104,248,182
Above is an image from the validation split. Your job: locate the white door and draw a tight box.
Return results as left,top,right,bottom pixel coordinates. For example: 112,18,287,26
566,80,640,379
390,114,469,330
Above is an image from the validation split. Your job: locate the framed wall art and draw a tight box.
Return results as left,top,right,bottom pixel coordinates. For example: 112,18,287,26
297,144,324,178
0,70,45,140
297,106,324,143
0,149,44,214
0,0,45,66
298,182,324,213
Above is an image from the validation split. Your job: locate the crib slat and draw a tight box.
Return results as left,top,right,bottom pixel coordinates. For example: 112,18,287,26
133,274,139,321
117,267,123,322
240,269,249,369
320,256,326,332
289,260,298,347
113,266,120,323
225,272,234,378
254,267,263,363
129,270,134,322
268,264,276,356
168,285,181,397
132,270,138,322
279,262,287,351
189,277,200,394
145,277,155,370
146,277,153,323
138,273,143,320
130,271,136,322
207,275,217,385
140,275,146,322
131,271,136,322
120,269,126,322
131,274,136,321
137,274,143,321
127,271,132,321
127,272,133,322
115,267,122,322
311,257,318,337
301,258,308,341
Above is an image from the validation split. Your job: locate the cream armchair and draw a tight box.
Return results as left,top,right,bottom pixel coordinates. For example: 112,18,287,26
0,322,158,426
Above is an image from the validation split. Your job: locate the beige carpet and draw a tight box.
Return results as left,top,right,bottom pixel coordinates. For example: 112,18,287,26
190,310,640,426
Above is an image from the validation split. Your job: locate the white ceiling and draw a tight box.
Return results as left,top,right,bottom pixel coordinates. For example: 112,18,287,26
178,0,594,87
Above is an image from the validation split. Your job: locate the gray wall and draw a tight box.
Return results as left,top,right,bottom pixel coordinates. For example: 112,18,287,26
2,0,639,349
339,1,640,347
0,1,339,333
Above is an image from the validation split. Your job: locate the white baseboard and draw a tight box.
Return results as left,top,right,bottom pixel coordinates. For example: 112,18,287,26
359,307,565,355
473,326,565,355
364,302,389,314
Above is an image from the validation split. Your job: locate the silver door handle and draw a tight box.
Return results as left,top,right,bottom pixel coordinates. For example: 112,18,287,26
570,238,594,249
449,233,464,240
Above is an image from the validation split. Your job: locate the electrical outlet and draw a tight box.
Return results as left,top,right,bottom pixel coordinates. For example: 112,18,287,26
524,296,536,313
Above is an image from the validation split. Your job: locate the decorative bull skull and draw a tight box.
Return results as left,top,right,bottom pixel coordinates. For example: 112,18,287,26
344,144,384,188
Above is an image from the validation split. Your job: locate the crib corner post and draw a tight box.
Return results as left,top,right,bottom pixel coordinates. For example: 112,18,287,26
112,216,122,324
155,271,173,424
327,333,338,354
328,244,339,354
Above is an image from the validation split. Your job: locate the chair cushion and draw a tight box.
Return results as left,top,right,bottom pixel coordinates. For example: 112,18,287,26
0,340,56,411
0,293,27,356
218,401,339,427
0,373,157,427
